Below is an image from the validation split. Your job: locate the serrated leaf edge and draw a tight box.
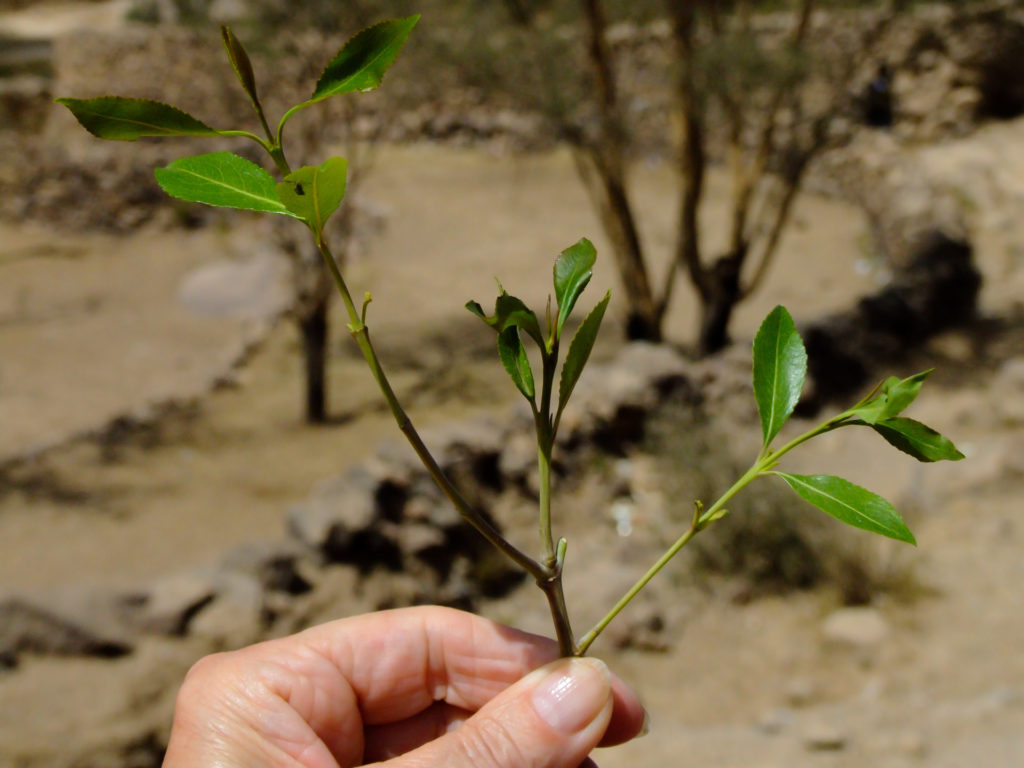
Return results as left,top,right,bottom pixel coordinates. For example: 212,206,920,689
56,96,219,138
311,15,419,101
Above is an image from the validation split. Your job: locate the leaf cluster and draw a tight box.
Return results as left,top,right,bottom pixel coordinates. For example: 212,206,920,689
57,16,419,237
749,306,962,546
466,238,610,439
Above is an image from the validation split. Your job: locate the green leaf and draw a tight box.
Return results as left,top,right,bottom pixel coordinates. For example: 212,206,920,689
553,238,597,338
886,370,930,414
465,292,544,346
56,97,220,141
495,295,544,345
311,16,419,102
154,152,296,216
221,26,260,110
776,472,916,545
557,291,610,420
276,157,348,233
752,305,807,447
851,370,932,424
497,327,536,401
867,417,965,463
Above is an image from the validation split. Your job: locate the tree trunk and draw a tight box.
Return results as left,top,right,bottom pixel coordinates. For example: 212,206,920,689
697,252,744,356
602,172,662,342
577,0,662,342
299,292,329,424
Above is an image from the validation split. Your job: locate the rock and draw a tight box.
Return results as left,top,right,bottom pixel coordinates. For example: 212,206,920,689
416,418,508,504
273,565,365,632
186,572,265,649
758,707,795,735
391,522,447,559
803,722,847,752
0,595,131,662
404,488,460,529
608,606,671,653
177,252,290,321
822,607,891,649
583,343,697,452
783,677,819,708
121,572,216,637
222,540,313,596
418,417,507,469
287,466,398,569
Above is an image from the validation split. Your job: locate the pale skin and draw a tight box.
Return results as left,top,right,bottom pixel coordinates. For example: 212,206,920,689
163,606,647,768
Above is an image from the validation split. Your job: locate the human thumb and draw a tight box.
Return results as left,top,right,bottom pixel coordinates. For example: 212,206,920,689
383,657,614,768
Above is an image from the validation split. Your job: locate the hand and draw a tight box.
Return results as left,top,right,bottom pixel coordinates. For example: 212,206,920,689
162,605,646,768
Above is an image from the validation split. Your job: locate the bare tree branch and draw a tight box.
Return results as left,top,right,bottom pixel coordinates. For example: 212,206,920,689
729,0,815,259
666,1,710,302
579,0,661,338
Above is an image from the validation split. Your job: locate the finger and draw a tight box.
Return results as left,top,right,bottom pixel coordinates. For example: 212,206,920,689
292,606,646,749
299,605,560,723
363,702,471,761
362,676,646,759
377,657,614,768
597,675,647,746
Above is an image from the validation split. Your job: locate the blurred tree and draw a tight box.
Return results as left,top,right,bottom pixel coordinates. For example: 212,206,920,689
242,0,902,362
440,0,898,353
479,0,905,354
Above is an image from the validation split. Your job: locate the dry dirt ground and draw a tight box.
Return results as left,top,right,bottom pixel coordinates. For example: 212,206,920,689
2,4,1024,767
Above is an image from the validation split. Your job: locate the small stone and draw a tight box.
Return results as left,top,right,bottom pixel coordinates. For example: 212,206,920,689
822,607,890,649
286,467,381,560
784,677,819,708
894,730,928,758
187,573,264,649
125,571,217,637
222,540,313,596
758,707,795,735
0,595,131,661
804,722,847,752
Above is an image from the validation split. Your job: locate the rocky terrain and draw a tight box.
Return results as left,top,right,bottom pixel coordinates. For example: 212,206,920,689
2,2,1024,767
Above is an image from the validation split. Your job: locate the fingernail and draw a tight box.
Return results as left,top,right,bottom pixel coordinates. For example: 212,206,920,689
639,708,651,738
531,658,611,734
